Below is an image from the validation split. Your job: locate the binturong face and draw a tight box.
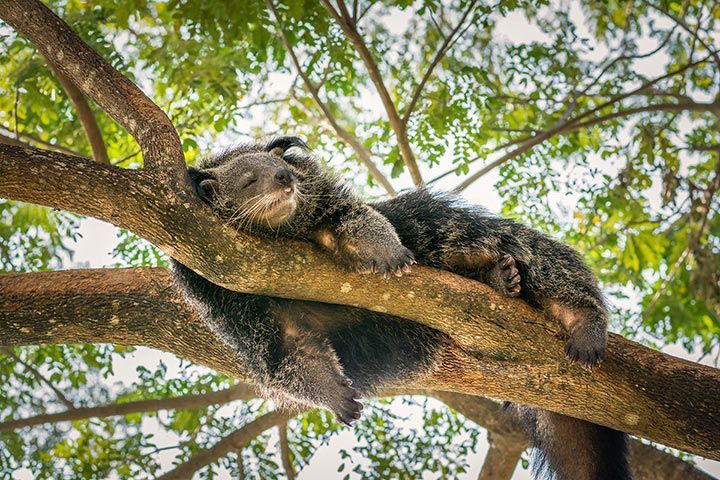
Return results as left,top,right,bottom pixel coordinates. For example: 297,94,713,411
189,139,305,230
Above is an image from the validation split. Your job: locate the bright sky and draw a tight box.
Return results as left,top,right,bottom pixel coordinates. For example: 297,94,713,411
13,1,720,479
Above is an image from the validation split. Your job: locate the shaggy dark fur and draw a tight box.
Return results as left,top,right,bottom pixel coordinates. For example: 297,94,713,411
170,137,632,479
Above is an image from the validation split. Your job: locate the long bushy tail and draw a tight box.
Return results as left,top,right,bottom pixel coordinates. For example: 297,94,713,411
513,406,632,480
431,345,632,480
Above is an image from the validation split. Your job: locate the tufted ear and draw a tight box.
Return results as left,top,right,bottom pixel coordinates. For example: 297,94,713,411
188,167,219,202
198,178,219,200
269,146,285,157
265,136,309,155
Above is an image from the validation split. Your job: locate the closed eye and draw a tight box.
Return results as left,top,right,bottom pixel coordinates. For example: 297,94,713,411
243,177,257,188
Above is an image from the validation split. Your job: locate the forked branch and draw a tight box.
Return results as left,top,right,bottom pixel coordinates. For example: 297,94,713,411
266,0,397,196
320,0,425,186
0,0,186,183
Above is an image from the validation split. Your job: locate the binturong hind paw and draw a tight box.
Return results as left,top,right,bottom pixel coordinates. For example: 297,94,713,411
486,254,522,297
327,378,364,426
564,325,607,369
548,302,608,369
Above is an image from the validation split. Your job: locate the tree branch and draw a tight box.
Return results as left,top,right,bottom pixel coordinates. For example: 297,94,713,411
0,0,186,183
0,266,719,460
452,54,716,191
643,1,720,69
0,132,29,149
265,0,397,196
278,421,296,480
0,383,256,433
320,0,424,186
156,411,291,480
47,62,110,164
476,433,525,480
401,0,478,124
454,95,718,193
0,347,75,410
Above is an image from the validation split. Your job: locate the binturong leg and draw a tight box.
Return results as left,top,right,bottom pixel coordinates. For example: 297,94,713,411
270,320,364,425
481,253,523,297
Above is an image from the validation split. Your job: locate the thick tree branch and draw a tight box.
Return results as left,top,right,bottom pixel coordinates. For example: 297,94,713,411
0,383,256,433
266,0,397,196
320,0,424,186
156,411,291,480
476,433,525,480
1,266,719,461
47,63,110,164
0,268,717,478
0,0,186,183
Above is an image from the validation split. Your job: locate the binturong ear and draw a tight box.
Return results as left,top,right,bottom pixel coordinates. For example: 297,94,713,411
269,146,284,157
188,167,220,202
198,178,220,201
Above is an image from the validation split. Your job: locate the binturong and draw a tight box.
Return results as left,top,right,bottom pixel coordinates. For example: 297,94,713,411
170,137,632,480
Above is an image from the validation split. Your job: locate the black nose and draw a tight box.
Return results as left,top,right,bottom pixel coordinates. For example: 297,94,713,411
274,168,295,187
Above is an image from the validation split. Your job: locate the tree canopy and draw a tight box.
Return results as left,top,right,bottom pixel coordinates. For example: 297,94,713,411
0,0,718,478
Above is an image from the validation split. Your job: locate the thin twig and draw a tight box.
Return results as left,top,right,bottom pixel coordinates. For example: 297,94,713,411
644,1,720,69
156,410,291,480
278,421,295,480
13,87,20,140
266,0,397,196
321,0,425,186
0,382,255,432
645,153,720,318
1,347,75,410
402,0,478,124
0,126,87,157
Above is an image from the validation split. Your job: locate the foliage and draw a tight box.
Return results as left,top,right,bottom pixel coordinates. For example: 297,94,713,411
1,0,719,478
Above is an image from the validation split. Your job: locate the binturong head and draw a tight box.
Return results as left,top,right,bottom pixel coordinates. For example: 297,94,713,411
189,137,311,230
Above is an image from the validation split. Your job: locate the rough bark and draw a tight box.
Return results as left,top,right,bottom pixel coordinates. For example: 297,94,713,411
0,268,715,480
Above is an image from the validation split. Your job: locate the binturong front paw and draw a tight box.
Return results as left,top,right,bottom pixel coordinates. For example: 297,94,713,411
340,237,416,278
